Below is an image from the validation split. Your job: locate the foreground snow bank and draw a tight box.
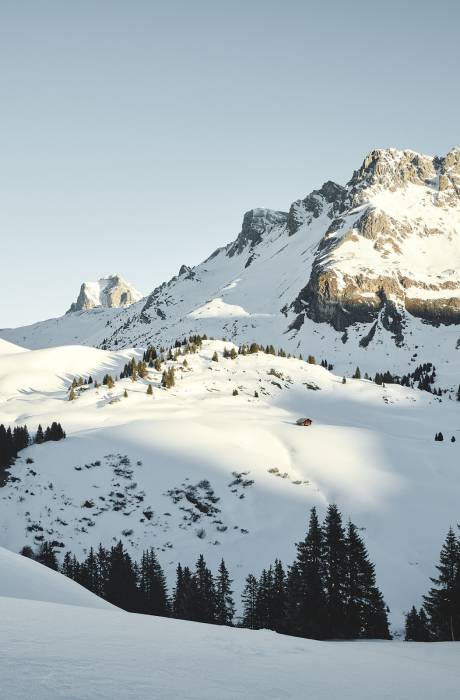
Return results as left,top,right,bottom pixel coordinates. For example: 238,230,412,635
0,547,112,609
1,596,459,700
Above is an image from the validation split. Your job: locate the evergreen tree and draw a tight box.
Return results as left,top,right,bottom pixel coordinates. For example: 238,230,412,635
35,424,44,444
146,383,153,395
288,507,326,639
345,522,390,639
323,504,347,638
215,559,235,626
271,559,287,633
241,574,259,629
138,548,170,616
255,567,274,629
105,541,139,612
173,564,196,620
35,541,59,571
211,351,219,362
79,547,100,594
405,606,430,641
423,528,460,641
193,554,216,623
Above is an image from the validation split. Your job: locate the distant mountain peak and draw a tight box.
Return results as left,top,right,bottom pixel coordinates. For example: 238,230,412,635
67,274,143,313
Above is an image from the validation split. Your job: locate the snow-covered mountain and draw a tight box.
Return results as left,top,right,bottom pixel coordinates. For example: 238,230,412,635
67,274,143,312
1,148,460,385
1,338,458,632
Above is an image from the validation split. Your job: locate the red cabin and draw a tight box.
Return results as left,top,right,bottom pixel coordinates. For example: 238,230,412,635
296,418,312,426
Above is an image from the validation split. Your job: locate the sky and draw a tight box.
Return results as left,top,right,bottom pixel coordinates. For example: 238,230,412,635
0,0,459,327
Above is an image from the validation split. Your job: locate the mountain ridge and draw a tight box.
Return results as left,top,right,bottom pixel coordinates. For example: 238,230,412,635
2,147,460,384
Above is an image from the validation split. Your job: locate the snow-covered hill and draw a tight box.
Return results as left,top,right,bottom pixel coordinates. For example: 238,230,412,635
2,148,460,386
2,595,459,700
1,339,458,631
0,545,112,609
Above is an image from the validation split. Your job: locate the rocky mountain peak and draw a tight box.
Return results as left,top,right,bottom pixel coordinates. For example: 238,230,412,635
227,208,288,257
287,181,346,235
67,275,142,313
347,148,436,203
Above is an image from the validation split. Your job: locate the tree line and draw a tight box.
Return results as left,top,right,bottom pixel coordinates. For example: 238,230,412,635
22,504,390,640
0,422,66,469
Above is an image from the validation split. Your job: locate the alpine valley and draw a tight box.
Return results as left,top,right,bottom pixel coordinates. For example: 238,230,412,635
1,149,460,677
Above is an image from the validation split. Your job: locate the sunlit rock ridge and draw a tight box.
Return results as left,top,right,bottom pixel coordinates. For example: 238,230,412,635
67,275,143,313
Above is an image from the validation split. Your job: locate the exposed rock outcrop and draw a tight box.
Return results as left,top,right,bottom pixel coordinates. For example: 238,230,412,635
227,209,288,257
67,275,142,313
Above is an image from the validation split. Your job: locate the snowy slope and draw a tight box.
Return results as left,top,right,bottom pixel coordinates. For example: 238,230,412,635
0,546,112,609
0,338,28,356
1,340,459,630
2,148,460,389
1,596,459,700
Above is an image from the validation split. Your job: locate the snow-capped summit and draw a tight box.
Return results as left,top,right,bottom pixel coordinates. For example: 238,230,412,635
67,275,143,313
2,147,460,380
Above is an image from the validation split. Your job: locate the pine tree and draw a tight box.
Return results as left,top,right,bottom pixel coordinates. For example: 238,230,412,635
241,574,259,629
173,564,196,620
211,351,219,362
271,559,287,633
35,541,59,571
105,541,139,612
323,504,347,638
345,522,390,639
69,387,77,401
124,389,128,398
61,551,79,581
353,367,361,379
215,559,235,626
287,507,326,639
193,554,216,623
255,567,274,629
79,547,100,594
405,606,430,641
423,528,460,641
35,424,44,444
138,549,170,616
146,383,153,395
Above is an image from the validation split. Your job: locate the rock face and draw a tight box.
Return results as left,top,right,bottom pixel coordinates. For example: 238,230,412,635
291,147,460,338
227,208,288,257
67,275,142,313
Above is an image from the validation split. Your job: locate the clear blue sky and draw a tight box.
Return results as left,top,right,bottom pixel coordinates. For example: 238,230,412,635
1,0,459,326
